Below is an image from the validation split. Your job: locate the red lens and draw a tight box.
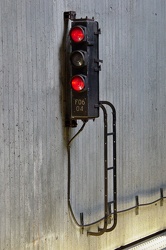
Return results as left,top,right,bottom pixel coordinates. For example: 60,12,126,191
71,75,85,91
70,26,85,43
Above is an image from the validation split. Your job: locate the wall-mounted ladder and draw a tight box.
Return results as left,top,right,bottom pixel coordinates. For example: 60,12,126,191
67,101,117,236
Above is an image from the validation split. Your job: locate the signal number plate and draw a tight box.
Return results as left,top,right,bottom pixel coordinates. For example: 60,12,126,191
72,97,87,117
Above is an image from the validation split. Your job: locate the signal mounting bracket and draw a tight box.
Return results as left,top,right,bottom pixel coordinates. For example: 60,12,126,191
64,11,76,20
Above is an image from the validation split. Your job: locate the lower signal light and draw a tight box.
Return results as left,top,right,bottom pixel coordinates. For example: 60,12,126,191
71,75,85,92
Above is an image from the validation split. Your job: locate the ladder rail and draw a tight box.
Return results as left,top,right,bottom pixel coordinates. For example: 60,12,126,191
88,103,109,236
88,101,117,235
100,101,117,232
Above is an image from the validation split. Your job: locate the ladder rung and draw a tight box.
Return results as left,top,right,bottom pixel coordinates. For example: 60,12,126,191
107,132,114,136
108,201,114,205
107,166,114,170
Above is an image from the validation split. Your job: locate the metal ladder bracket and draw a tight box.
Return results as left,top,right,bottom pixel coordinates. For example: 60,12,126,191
160,188,164,206
80,213,84,234
135,196,139,215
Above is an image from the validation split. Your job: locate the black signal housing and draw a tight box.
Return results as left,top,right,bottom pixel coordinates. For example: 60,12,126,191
66,17,102,126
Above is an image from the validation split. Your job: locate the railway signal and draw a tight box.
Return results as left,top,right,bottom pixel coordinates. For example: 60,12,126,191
66,17,102,126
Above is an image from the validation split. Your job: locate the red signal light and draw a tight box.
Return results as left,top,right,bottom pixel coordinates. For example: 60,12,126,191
71,75,85,91
70,26,85,43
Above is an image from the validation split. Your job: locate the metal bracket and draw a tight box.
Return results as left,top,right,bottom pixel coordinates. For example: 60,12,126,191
94,28,101,35
94,65,101,72
94,59,103,71
160,188,163,206
80,212,84,234
64,11,76,21
135,196,139,215
65,119,77,128
94,59,103,63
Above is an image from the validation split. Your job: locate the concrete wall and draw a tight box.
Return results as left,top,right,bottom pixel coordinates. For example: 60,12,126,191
0,0,166,249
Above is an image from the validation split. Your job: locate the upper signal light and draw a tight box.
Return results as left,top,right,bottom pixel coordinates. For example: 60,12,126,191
69,26,85,43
